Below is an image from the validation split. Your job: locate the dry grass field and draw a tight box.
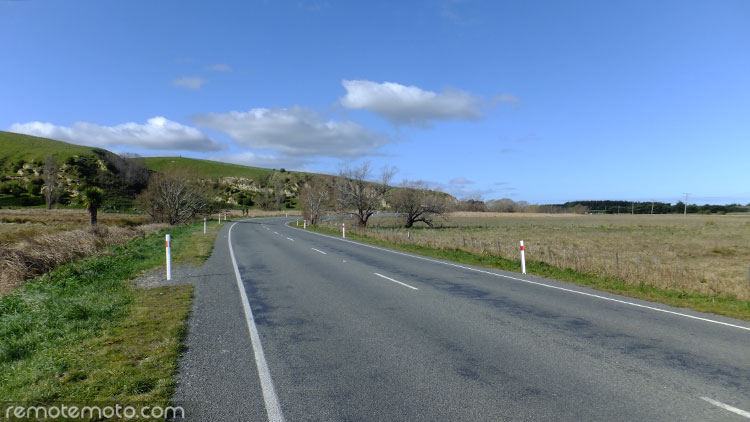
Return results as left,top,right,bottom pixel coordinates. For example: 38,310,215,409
0,209,162,294
0,208,151,245
324,212,750,300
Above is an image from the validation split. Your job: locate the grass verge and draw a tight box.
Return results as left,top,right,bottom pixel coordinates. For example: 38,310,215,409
304,225,750,321
0,221,215,417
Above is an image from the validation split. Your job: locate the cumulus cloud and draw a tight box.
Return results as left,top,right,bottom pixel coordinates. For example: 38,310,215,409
449,177,474,185
193,106,392,157
340,80,483,126
207,64,232,72
9,117,222,152
172,76,207,90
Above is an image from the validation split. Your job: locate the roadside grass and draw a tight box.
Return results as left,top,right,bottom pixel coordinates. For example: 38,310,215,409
303,225,750,321
0,221,213,413
171,221,220,266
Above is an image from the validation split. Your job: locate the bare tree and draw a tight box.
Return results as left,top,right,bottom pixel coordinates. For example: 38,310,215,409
390,180,448,228
115,152,150,188
336,162,395,228
300,175,331,225
41,155,60,209
136,170,210,225
269,171,286,210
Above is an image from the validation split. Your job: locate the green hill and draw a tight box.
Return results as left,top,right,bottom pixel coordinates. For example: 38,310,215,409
143,157,278,181
0,131,309,210
0,130,98,167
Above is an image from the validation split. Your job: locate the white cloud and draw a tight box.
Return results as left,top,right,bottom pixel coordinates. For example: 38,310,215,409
193,106,392,157
10,117,222,152
449,177,473,185
340,80,482,126
172,76,207,90
207,64,232,72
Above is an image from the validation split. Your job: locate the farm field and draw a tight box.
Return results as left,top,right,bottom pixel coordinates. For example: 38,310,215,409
324,212,750,300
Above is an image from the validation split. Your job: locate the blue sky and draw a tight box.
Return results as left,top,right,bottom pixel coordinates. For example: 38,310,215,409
2,0,748,204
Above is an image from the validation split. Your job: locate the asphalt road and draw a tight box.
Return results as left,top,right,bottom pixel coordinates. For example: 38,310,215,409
175,217,750,421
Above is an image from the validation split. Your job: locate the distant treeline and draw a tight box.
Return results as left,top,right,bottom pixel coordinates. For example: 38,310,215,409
455,198,750,214
561,200,750,215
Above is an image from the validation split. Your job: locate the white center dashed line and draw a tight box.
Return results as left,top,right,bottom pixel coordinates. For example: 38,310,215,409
311,248,327,255
287,237,294,241
374,273,419,290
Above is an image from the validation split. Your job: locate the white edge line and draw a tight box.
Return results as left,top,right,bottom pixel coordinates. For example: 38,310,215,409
374,272,419,290
273,231,279,234
311,248,327,255
701,397,750,419
286,237,294,241
228,222,285,422
288,223,750,332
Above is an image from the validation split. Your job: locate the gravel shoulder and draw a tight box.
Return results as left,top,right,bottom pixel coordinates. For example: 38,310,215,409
170,223,267,421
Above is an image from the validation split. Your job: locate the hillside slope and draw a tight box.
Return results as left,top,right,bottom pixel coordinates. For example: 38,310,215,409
0,131,98,166
143,157,277,181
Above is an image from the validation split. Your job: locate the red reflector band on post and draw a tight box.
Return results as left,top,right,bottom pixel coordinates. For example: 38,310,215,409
520,245,524,251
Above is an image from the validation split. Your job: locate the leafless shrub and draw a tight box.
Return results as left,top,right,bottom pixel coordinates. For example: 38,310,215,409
42,155,61,209
300,175,332,225
136,169,211,225
336,162,395,227
389,180,448,228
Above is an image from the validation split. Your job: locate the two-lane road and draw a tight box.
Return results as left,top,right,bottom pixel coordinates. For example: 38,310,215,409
177,217,750,421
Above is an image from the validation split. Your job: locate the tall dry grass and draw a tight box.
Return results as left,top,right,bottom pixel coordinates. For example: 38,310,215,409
0,209,151,245
323,212,750,300
0,224,165,294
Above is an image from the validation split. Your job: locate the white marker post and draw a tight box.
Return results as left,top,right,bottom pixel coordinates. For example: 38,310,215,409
520,240,526,274
303,220,307,229
342,223,346,238
166,234,172,280
224,212,227,222
204,216,207,234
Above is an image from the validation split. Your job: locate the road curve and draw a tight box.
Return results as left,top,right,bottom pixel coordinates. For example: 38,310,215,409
176,217,750,421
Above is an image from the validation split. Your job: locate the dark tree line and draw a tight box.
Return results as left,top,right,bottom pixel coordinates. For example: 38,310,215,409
562,200,748,214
